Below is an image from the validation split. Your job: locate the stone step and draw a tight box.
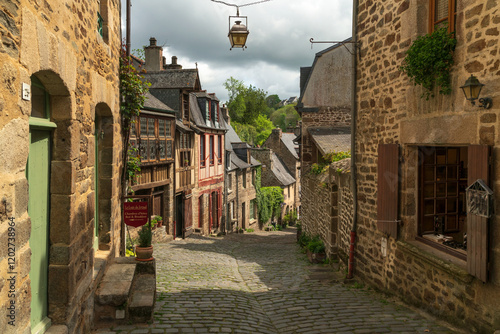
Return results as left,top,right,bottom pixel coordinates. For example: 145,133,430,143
128,273,156,323
94,262,136,322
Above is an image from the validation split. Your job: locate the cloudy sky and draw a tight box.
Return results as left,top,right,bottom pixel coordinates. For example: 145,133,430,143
121,0,353,104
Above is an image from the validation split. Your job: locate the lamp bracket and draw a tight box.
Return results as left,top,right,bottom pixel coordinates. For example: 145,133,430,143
478,97,493,109
309,38,361,56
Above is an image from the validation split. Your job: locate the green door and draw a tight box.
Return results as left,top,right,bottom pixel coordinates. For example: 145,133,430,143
28,129,51,333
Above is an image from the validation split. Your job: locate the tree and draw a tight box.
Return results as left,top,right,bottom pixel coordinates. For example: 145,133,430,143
266,94,280,109
223,77,267,124
270,103,300,131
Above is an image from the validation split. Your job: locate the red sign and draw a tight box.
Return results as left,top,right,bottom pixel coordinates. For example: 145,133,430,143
124,202,148,227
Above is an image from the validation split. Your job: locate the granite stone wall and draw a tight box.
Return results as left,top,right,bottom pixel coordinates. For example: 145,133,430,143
0,0,122,332
354,0,500,331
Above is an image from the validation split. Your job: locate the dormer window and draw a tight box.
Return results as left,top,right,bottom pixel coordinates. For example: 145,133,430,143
183,94,189,120
207,99,211,122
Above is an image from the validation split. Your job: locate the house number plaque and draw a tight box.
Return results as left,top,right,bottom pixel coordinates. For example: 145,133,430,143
466,179,493,218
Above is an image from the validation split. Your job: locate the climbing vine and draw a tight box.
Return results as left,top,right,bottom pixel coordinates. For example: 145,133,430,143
310,151,351,175
254,167,284,224
400,27,457,99
120,44,151,193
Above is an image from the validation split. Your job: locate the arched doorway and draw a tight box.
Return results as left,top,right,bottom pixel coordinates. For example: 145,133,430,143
27,75,57,333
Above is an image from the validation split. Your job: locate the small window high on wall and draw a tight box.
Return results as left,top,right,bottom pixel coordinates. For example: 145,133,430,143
429,0,456,33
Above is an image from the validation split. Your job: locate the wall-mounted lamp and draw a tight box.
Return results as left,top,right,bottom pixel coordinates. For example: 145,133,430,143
212,0,270,50
460,75,493,109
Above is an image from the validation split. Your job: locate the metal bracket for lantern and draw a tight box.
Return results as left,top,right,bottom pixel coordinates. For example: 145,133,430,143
466,179,493,218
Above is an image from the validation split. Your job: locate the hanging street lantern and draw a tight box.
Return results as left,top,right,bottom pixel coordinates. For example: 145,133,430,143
228,15,249,50
211,0,270,50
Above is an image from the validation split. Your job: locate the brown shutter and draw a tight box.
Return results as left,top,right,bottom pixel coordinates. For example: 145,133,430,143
467,145,490,282
184,196,193,237
377,144,399,237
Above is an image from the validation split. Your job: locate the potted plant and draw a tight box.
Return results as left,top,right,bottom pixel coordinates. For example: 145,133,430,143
151,215,163,229
135,224,153,261
306,236,326,264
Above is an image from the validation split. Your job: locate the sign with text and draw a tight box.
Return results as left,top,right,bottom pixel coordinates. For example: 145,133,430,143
124,201,149,227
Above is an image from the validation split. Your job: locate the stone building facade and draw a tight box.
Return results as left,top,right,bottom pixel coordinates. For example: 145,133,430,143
224,114,260,232
0,0,122,333
353,0,500,332
262,128,301,214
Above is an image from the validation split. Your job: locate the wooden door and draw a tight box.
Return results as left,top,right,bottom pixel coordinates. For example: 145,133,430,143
28,130,51,332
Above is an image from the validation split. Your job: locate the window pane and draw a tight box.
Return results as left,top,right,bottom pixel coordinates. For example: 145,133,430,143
165,120,172,137
424,200,435,214
31,85,46,118
159,119,166,138
150,139,157,160
436,183,446,197
140,140,148,162
166,140,173,159
436,148,446,164
148,118,155,137
435,0,448,22
424,184,434,198
436,166,446,180
447,166,457,180
140,117,147,137
447,198,457,213
424,166,435,181
159,141,166,159
447,182,457,196
436,199,446,213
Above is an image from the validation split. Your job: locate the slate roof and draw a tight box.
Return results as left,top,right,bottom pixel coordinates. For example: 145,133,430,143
144,69,199,89
189,93,225,131
271,153,295,186
143,91,174,112
281,132,299,159
308,126,351,155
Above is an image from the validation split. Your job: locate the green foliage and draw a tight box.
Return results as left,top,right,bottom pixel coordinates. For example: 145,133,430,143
283,210,298,225
246,228,255,233
400,27,457,99
223,77,267,124
126,232,137,257
151,215,162,228
254,167,285,224
310,151,351,175
298,232,311,248
127,148,141,184
266,94,281,109
232,114,273,147
269,104,300,131
120,45,150,190
131,47,146,61
137,224,152,247
306,235,326,254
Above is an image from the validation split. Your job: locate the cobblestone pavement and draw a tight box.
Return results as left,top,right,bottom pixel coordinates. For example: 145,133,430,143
95,229,462,334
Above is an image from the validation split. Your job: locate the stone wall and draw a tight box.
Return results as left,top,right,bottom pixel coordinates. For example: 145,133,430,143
301,107,351,172
0,0,122,332
354,0,500,332
301,159,353,260
226,168,258,232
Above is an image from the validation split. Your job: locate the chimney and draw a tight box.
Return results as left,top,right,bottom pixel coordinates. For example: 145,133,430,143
165,56,183,69
272,127,282,140
144,37,163,72
221,105,230,125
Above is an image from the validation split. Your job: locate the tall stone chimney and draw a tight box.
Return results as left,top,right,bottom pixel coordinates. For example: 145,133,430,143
144,37,163,72
165,56,183,70
221,105,230,125
272,127,282,140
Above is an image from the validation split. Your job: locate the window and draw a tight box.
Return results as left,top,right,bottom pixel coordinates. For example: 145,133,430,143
209,135,214,165
288,185,290,198
158,119,173,161
137,116,173,163
230,201,235,220
208,100,212,121
228,174,232,192
250,199,256,220
183,94,189,120
97,0,108,42
217,135,222,164
419,147,467,246
200,135,206,167
242,170,247,188
429,0,456,32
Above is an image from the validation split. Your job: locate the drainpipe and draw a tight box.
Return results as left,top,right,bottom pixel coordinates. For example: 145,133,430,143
347,0,359,280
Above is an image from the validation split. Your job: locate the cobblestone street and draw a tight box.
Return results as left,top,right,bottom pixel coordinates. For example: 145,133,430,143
95,229,460,334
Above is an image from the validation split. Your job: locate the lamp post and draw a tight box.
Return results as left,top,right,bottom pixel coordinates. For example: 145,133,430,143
460,75,493,109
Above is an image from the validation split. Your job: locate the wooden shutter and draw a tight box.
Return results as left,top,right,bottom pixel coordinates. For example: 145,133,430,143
377,144,399,237
467,145,490,282
184,196,192,237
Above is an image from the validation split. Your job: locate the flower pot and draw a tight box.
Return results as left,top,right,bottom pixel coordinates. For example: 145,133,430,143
306,249,326,264
135,245,154,262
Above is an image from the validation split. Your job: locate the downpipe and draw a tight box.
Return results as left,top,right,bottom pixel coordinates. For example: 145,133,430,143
347,0,359,280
